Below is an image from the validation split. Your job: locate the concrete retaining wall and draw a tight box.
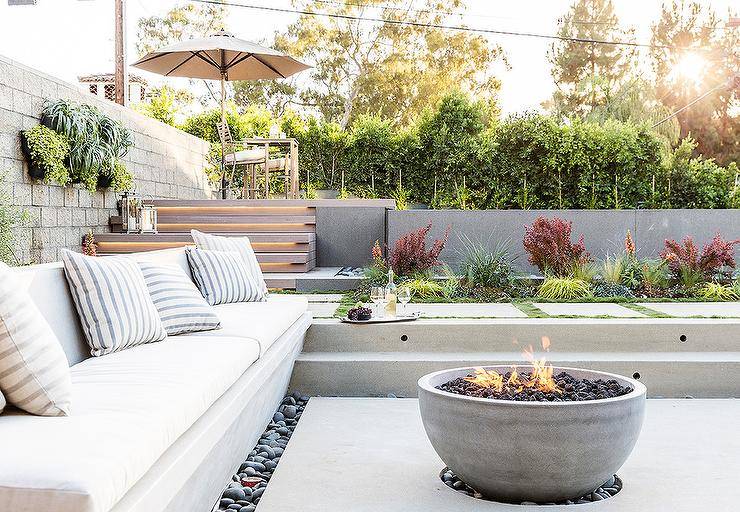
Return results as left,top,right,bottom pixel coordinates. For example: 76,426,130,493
0,55,213,264
388,209,740,272
316,205,389,267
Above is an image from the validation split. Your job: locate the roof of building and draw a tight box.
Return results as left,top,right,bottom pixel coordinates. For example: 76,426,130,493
78,73,148,86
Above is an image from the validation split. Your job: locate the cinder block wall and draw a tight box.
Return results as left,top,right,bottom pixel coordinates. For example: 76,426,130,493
0,54,214,264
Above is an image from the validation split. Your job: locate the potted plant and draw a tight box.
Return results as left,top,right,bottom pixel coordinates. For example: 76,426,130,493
20,125,71,185
98,159,134,192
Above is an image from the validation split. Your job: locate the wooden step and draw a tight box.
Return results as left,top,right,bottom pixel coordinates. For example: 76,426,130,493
110,216,316,233
94,233,315,254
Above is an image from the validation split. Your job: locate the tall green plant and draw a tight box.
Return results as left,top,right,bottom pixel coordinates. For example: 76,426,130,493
0,172,27,265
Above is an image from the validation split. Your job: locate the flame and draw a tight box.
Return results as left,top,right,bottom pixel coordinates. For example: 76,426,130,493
464,337,561,394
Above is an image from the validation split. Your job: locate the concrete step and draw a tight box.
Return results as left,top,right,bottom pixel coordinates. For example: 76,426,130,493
290,351,740,399
306,318,740,353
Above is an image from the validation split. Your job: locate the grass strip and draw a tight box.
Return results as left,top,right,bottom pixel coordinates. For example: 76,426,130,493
621,303,671,318
514,302,550,318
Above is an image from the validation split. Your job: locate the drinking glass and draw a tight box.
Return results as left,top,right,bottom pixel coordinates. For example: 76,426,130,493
397,286,411,316
370,286,385,318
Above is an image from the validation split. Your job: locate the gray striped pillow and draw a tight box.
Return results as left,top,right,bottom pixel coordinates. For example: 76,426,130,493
191,230,268,300
186,248,262,305
62,250,167,357
139,262,221,335
0,262,72,416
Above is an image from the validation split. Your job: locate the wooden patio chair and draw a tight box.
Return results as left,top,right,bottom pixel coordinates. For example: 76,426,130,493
217,122,291,199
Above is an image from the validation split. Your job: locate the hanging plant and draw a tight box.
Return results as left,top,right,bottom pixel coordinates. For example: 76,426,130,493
41,99,133,192
98,159,134,192
20,125,71,186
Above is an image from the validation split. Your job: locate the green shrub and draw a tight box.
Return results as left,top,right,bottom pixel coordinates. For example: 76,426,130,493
536,277,593,300
593,282,634,298
399,278,445,300
21,125,71,186
0,171,27,265
458,235,516,292
177,90,738,210
696,282,739,301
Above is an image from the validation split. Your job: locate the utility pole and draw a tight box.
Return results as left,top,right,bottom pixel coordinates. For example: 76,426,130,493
114,0,128,106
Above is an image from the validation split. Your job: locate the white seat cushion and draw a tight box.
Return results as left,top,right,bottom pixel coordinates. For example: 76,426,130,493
224,148,266,164
0,335,260,512
200,295,308,355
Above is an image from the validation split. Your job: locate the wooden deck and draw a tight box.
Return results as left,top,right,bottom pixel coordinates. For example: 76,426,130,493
97,200,332,273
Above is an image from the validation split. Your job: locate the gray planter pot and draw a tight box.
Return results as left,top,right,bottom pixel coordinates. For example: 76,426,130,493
418,366,646,503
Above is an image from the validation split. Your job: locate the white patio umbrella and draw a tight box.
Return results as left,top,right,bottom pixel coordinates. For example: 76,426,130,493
132,31,310,195
133,30,309,127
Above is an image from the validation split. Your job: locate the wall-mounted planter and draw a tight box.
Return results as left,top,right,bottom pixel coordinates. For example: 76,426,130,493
19,131,46,181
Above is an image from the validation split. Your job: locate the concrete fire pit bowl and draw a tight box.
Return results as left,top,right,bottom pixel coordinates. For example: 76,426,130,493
418,366,646,503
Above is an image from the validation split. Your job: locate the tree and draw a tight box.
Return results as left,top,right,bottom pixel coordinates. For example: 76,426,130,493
548,0,637,117
232,80,298,116
650,1,739,166
277,0,505,127
136,86,194,126
136,2,227,56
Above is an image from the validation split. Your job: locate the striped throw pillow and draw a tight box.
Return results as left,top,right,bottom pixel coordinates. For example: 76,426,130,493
190,230,268,300
0,262,72,416
139,262,221,336
62,250,167,357
186,248,262,305
0,389,5,414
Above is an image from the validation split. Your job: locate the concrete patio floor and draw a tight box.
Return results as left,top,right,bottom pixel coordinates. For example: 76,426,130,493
637,302,740,317
533,302,644,318
258,397,739,512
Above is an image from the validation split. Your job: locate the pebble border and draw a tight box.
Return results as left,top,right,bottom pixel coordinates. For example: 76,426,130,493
440,468,622,505
215,392,308,512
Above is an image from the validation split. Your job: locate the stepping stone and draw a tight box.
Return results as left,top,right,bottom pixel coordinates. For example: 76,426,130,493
308,302,340,317
533,303,645,318
413,303,526,318
637,302,740,318
297,294,346,303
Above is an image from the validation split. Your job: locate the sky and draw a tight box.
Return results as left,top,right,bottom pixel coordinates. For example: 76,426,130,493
0,0,735,115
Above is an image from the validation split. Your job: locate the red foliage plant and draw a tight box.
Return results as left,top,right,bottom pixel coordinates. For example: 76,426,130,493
388,223,450,277
523,216,590,277
660,234,740,276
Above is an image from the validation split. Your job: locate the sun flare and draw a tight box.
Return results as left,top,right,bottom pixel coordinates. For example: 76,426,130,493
672,52,708,85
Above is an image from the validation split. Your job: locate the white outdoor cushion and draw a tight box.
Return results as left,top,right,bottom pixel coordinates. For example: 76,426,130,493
0,335,260,512
62,250,167,356
191,230,268,299
0,262,72,416
224,147,267,164
198,295,308,355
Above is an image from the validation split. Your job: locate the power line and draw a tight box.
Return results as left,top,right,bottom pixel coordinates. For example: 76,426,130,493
189,0,703,51
313,0,622,26
651,78,733,128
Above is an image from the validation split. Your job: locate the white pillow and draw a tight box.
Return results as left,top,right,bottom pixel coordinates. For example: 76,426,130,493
186,248,263,305
190,230,268,300
62,250,167,357
0,389,5,414
0,262,72,416
138,261,221,335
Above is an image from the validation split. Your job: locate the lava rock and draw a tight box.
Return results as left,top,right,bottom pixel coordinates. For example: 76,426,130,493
437,371,632,402
282,405,297,418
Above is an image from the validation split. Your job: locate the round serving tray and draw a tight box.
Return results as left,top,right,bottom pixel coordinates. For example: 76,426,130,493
340,311,421,324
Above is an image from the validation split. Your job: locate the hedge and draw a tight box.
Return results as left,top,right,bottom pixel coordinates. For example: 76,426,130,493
180,92,739,209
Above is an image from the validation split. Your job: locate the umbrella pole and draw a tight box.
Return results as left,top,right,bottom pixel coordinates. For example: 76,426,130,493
220,74,227,199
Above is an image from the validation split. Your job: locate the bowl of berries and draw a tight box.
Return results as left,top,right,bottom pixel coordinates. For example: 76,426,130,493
346,306,373,322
